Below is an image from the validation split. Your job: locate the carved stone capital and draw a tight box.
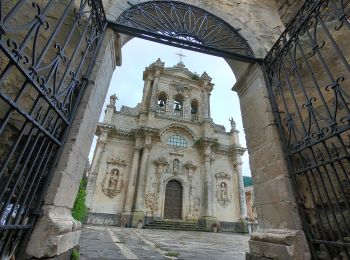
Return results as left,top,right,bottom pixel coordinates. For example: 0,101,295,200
183,161,197,171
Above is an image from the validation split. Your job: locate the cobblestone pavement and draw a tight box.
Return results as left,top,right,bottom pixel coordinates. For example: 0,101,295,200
79,225,250,260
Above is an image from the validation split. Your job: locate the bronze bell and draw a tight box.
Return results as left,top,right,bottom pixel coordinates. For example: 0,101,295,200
174,103,181,111
159,100,165,107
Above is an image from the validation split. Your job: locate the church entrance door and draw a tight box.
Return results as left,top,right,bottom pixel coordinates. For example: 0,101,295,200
164,180,182,219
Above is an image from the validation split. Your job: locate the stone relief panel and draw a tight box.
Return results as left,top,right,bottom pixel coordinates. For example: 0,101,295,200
189,185,201,218
185,161,200,218
145,192,157,213
101,158,126,198
102,169,123,198
215,172,232,207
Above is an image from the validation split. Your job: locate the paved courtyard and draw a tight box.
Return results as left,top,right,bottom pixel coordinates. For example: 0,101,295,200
79,225,250,259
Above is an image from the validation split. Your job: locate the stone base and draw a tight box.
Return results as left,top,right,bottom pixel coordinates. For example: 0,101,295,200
121,212,132,227
25,206,81,258
199,216,219,232
86,212,120,226
131,211,145,228
246,229,311,260
219,220,252,233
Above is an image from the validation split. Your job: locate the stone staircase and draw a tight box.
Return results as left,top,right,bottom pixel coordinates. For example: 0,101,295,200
144,220,206,232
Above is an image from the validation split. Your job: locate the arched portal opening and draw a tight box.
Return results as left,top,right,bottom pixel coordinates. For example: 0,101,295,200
164,180,183,220
3,0,321,258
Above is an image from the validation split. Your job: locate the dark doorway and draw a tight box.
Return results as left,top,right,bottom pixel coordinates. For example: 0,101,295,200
164,180,183,219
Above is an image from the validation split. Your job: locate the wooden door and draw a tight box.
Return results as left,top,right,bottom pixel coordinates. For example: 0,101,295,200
164,180,182,219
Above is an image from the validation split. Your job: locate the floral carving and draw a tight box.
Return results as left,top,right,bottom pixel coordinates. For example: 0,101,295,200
145,192,157,212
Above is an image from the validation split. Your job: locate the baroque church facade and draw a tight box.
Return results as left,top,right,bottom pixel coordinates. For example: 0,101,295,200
86,59,248,229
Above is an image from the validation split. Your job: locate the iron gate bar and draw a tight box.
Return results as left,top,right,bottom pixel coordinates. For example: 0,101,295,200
111,0,262,63
0,0,107,257
263,0,350,258
108,21,262,63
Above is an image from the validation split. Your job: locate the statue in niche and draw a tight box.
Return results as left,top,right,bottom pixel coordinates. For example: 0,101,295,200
173,159,180,175
215,172,231,207
102,169,122,198
220,182,228,201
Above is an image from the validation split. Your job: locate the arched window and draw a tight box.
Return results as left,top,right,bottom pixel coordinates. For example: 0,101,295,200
174,94,184,117
157,92,167,114
166,135,188,148
191,100,198,121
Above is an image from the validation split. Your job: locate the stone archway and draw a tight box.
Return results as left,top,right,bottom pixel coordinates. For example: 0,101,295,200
20,1,310,259
164,180,183,220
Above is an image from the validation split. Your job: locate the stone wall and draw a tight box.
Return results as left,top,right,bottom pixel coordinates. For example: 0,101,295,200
275,0,304,25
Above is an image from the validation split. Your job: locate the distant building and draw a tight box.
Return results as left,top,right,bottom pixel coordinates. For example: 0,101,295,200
86,59,248,229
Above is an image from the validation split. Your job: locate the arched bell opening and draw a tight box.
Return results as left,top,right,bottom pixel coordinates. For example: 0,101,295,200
174,94,184,117
157,92,168,114
191,100,199,121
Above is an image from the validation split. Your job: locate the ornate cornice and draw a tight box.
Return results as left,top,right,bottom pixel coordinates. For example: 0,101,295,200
215,171,231,180
107,158,127,167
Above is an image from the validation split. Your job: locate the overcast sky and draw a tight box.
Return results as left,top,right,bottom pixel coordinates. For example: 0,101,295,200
88,38,251,177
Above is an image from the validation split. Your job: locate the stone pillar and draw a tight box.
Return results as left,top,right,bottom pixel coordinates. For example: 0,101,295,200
201,144,218,230
141,78,152,111
166,95,173,116
132,142,152,226
149,71,160,111
183,96,190,119
121,146,141,226
236,162,248,219
85,134,107,210
203,90,209,119
232,64,310,259
208,93,211,118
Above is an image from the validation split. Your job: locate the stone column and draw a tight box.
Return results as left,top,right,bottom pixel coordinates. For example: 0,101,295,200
203,90,209,119
183,97,190,119
141,78,152,111
85,136,106,210
149,71,160,111
121,146,141,226
201,144,218,230
132,143,152,226
236,162,247,219
203,153,212,217
208,93,211,118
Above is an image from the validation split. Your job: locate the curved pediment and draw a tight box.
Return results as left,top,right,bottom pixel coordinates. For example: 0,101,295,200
160,124,196,142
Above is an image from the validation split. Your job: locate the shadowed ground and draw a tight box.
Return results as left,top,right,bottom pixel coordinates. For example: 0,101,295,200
79,225,250,259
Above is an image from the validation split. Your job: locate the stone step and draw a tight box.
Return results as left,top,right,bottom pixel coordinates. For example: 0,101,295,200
149,222,199,227
144,225,205,231
144,220,205,232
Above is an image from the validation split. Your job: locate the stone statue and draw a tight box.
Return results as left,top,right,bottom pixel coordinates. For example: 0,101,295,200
102,168,122,198
108,169,119,189
110,94,118,106
229,117,236,131
220,182,228,201
173,159,180,174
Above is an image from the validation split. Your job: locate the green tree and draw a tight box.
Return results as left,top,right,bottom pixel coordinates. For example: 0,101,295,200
72,178,87,222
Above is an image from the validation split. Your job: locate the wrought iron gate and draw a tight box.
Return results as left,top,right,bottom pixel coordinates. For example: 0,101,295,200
0,0,106,257
264,0,350,258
